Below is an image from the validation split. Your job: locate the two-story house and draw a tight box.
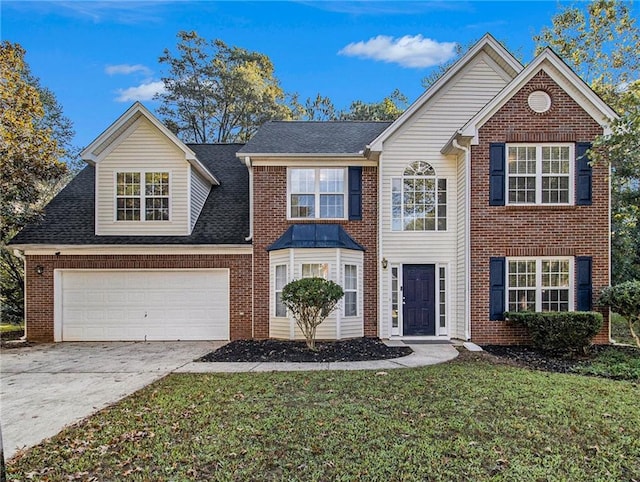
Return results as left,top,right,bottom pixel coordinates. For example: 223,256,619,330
9,35,616,345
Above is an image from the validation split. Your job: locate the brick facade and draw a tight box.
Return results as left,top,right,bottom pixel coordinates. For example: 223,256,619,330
252,165,378,339
24,254,252,342
470,71,610,344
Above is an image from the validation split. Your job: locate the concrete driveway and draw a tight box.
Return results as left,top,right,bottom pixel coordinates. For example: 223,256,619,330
0,341,221,459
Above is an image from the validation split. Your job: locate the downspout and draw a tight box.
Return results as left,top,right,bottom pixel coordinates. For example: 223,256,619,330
452,137,472,341
243,157,253,242
242,156,254,339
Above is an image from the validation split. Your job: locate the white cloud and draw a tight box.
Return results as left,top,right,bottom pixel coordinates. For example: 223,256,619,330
339,35,457,68
115,81,166,102
105,64,153,76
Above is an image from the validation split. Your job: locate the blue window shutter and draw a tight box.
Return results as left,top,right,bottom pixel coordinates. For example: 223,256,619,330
576,142,593,206
489,143,506,206
489,257,506,320
348,166,362,220
576,256,593,311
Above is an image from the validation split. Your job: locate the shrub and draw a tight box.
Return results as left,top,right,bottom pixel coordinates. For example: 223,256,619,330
281,277,344,351
599,281,640,348
506,311,603,354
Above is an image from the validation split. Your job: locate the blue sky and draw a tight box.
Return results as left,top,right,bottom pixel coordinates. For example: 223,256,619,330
0,1,610,149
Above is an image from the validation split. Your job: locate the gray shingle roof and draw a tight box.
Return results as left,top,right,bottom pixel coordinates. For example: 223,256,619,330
9,144,250,246
238,121,392,154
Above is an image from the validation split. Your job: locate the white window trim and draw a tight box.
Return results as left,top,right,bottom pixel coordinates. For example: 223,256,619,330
505,143,574,206
343,263,358,318
390,170,447,232
114,170,172,222
287,168,347,220
506,257,575,312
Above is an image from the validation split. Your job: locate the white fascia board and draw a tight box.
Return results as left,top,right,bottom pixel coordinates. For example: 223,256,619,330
367,34,523,152
81,102,219,185
459,49,619,143
235,152,366,158
14,245,253,256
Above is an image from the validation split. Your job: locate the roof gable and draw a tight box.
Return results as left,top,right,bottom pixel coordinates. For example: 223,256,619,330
455,48,619,145
81,102,219,185
368,34,523,151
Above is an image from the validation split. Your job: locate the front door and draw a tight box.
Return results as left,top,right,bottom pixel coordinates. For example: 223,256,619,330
403,264,436,336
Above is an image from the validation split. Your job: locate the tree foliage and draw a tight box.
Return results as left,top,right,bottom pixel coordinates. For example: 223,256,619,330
339,89,408,121
280,277,344,351
1,41,69,323
156,31,292,143
599,281,640,347
535,0,640,284
292,89,408,122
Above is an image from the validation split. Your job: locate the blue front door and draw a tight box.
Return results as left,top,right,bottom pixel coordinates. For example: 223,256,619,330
403,264,436,336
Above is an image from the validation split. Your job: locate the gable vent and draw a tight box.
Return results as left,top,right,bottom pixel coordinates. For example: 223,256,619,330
528,90,552,113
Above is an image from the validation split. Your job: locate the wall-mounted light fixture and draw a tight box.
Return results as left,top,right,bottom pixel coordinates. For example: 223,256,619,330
35,265,45,275
381,258,388,270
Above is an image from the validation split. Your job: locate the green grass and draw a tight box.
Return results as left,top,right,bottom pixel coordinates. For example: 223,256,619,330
611,312,636,346
8,359,640,481
575,346,640,380
0,324,23,334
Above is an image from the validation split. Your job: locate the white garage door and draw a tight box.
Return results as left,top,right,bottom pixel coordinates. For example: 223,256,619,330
57,270,229,341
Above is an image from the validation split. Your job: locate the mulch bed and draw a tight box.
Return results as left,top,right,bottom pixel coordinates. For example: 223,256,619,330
481,344,639,374
199,337,413,363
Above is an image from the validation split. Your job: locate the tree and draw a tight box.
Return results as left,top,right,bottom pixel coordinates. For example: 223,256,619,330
0,41,68,324
280,277,344,351
156,31,292,143
291,93,337,121
599,281,640,347
339,89,408,121
534,0,640,284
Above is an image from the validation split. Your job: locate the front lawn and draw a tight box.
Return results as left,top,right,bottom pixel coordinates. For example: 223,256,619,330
8,357,640,481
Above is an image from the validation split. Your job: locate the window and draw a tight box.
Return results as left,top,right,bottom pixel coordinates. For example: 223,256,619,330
301,263,329,279
439,267,446,329
391,267,399,332
507,145,572,205
274,265,287,317
507,258,571,312
343,264,358,317
116,171,169,221
289,168,345,219
392,161,446,231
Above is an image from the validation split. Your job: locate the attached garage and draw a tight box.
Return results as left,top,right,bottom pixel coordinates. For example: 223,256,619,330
54,270,229,341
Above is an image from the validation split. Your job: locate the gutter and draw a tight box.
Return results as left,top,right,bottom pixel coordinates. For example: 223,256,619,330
452,137,472,341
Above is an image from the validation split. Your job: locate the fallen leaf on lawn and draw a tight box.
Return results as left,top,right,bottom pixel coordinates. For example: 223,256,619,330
375,371,388,376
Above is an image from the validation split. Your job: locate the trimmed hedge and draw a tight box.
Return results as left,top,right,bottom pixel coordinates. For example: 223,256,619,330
506,311,603,354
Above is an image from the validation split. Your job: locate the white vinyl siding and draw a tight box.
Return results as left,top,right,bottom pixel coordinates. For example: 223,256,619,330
380,53,511,340
268,248,363,340
96,117,190,235
190,168,211,231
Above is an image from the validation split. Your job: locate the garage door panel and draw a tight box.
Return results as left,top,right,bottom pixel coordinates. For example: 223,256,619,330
59,270,229,341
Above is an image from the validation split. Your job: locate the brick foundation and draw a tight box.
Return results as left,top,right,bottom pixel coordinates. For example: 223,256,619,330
24,254,252,342
469,71,610,345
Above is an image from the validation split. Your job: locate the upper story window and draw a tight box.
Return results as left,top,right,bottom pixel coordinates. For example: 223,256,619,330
116,171,169,221
507,144,573,205
392,161,446,231
289,168,345,219
507,258,572,312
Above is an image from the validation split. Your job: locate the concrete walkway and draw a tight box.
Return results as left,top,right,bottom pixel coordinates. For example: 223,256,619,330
0,341,458,459
175,342,459,373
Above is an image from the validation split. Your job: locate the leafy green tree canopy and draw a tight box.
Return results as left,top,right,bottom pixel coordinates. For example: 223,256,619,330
156,31,292,143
